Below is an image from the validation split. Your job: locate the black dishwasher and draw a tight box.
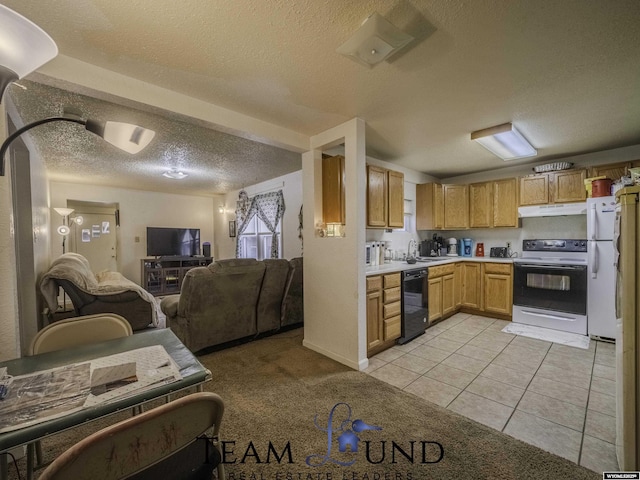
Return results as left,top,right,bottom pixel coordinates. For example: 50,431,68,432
398,268,428,344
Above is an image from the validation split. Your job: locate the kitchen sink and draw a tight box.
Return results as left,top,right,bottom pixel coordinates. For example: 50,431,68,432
415,257,444,262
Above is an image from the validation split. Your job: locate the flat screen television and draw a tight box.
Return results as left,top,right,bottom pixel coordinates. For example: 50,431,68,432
146,227,201,257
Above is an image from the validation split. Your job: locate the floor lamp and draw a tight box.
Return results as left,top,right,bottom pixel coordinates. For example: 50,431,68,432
53,207,74,311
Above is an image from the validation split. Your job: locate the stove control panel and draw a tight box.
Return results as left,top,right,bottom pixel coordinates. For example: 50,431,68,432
522,239,587,252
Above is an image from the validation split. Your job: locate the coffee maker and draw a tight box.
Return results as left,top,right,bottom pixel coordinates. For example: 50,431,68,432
447,237,458,256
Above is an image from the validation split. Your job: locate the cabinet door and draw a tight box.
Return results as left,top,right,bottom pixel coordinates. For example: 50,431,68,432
454,263,462,307
443,184,469,229
367,165,388,227
589,162,630,182
483,273,512,315
322,155,345,224
551,169,586,203
442,273,456,316
384,316,401,341
493,178,519,227
387,170,405,228
366,289,384,352
519,174,549,206
469,182,493,228
416,183,443,230
461,263,482,309
428,276,443,323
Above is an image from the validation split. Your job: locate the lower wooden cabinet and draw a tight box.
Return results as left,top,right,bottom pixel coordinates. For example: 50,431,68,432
367,273,401,356
461,262,482,309
482,263,513,315
427,264,455,323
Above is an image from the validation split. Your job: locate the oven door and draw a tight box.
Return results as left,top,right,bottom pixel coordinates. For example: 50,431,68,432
513,262,587,315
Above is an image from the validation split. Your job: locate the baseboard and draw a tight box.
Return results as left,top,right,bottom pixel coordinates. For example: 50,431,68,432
302,339,363,370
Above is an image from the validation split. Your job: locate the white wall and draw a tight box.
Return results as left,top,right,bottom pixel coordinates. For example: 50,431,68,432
215,170,303,260
49,182,215,285
0,104,19,361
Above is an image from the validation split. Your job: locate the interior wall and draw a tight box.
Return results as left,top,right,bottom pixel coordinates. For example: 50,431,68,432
49,182,215,285
215,170,303,260
302,118,367,370
0,104,19,361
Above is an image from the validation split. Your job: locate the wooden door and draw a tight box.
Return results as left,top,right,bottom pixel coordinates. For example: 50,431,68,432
442,273,456,316
551,169,586,203
443,184,469,229
461,262,482,309
469,182,493,228
454,262,462,307
387,170,405,228
493,178,518,227
367,165,387,227
519,174,549,206
428,276,443,323
322,155,345,224
366,289,384,352
589,162,630,181
416,183,443,230
484,273,512,315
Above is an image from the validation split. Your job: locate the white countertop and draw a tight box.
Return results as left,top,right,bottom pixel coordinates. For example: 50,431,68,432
365,256,513,276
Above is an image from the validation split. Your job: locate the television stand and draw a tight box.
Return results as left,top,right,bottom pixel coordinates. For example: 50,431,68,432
141,256,213,296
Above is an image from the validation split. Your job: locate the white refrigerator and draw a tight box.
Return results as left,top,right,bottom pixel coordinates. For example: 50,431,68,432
614,187,640,470
587,195,617,339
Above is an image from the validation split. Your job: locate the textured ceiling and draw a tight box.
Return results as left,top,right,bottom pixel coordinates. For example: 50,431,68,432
3,0,640,189
7,80,302,196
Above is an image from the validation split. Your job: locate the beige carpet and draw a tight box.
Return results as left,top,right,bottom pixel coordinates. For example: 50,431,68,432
10,328,599,479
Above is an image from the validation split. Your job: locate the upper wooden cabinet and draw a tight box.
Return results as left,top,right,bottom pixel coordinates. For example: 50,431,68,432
416,183,444,230
469,182,493,228
387,170,405,228
520,169,586,205
492,178,519,227
322,155,345,224
366,165,404,229
589,162,631,181
443,184,469,229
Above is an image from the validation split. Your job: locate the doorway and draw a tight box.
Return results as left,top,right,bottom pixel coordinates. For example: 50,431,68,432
66,200,120,272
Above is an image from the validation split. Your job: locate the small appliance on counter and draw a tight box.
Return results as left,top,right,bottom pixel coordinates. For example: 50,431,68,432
490,247,508,258
475,242,484,257
462,238,473,257
447,237,458,256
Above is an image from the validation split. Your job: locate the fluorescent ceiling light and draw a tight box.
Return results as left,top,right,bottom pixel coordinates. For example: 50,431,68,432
337,13,413,67
163,169,188,179
0,4,58,101
471,123,537,161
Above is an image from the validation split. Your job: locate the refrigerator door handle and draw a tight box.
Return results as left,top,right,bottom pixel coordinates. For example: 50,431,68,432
589,240,598,278
589,202,597,240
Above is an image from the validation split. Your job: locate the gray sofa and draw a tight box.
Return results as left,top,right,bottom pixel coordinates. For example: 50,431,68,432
160,257,303,352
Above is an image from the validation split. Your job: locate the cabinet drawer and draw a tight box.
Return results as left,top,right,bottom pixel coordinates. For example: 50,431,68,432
383,301,401,318
383,273,401,288
384,315,401,341
384,286,401,304
429,263,455,278
367,275,382,293
483,263,512,275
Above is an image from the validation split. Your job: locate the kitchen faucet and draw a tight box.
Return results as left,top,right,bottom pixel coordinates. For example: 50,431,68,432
407,239,417,259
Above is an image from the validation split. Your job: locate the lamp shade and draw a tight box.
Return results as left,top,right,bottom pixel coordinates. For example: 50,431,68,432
471,123,537,161
53,207,74,217
0,5,58,99
85,120,156,154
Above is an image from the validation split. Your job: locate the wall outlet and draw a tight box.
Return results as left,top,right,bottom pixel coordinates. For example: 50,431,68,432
135,236,140,243
506,242,511,249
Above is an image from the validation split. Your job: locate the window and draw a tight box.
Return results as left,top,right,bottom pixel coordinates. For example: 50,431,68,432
238,214,282,260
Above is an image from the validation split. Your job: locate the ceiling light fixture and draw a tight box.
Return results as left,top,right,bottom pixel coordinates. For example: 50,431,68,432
471,122,537,161
0,4,58,101
0,115,156,176
337,12,413,67
163,169,188,180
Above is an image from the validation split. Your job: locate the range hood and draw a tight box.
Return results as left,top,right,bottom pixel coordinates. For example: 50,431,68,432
518,202,587,218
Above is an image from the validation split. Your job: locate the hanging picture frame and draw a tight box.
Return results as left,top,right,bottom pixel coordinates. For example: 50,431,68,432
229,220,236,237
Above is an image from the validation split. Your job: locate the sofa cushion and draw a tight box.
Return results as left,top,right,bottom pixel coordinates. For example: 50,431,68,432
256,259,290,334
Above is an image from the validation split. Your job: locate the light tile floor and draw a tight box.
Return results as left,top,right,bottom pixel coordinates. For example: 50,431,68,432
365,312,618,474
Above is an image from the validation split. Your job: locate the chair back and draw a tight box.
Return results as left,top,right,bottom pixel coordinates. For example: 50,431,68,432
38,392,224,480
30,313,133,355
